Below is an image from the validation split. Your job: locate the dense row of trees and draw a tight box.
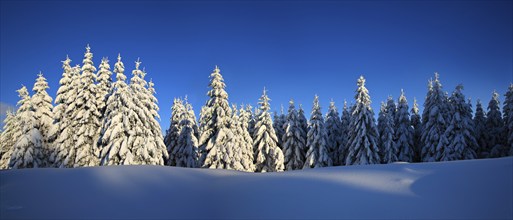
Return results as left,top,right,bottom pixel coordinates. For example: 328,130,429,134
0,45,512,171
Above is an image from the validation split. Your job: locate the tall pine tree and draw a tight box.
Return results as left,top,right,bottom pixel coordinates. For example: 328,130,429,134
174,98,200,168
474,99,487,158
31,72,54,166
379,100,397,163
346,76,380,165
325,99,342,165
304,95,331,168
394,90,414,162
338,101,350,165
9,86,44,169
445,85,477,160
504,84,513,155
282,99,306,170
421,73,450,162
410,98,422,162
486,91,506,157
96,57,113,118
0,110,21,169
165,98,186,166
252,88,285,172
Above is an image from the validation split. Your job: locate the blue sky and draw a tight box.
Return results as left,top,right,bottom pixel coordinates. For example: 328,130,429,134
1,0,512,130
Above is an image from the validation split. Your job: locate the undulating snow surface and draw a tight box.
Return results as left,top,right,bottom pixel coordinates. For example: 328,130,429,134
1,157,512,219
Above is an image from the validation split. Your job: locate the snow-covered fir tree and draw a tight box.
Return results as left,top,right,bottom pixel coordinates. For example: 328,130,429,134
304,95,331,168
394,90,414,162
67,45,101,167
31,72,54,167
238,105,256,172
379,100,398,163
52,64,81,168
410,98,422,162
282,99,306,170
9,86,44,169
0,111,21,169
100,55,153,165
252,88,285,172
165,98,186,166
385,96,397,122
174,98,199,168
377,102,388,160
96,57,113,117
338,101,351,165
273,105,286,149
473,100,488,157
325,99,342,165
297,103,309,155
246,104,256,136
127,59,168,165
445,85,477,160
198,66,240,169
504,84,513,155
421,73,450,162
486,91,507,157
345,76,380,165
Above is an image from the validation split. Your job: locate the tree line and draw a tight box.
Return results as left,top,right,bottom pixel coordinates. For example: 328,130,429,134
0,45,512,171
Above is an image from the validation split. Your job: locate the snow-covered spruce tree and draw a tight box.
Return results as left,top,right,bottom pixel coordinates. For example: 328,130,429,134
31,72,54,167
297,104,309,152
99,55,148,165
473,99,487,158
238,105,256,172
165,98,186,166
304,95,331,168
410,98,422,162
345,76,380,165
504,84,513,155
337,101,351,165
174,99,199,168
386,96,397,123
273,105,286,149
486,91,507,157
253,88,285,172
198,66,241,169
0,111,21,169
282,99,306,170
394,90,414,162
445,85,477,160
377,102,387,160
246,104,256,136
96,57,113,118
127,59,168,165
379,101,398,163
325,99,342,165
9,86,44,169
52,64,81,167
421,73,450,162
66,45,101,167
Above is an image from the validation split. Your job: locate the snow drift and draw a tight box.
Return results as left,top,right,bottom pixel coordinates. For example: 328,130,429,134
1,157,512,219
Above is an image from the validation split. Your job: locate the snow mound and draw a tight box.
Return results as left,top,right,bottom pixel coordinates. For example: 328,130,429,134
1,157,512,219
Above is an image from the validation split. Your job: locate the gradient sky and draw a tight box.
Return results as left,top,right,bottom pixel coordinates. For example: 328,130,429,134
1,0,512,131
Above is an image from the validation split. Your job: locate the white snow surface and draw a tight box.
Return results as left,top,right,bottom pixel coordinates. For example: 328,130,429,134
1,157,512,219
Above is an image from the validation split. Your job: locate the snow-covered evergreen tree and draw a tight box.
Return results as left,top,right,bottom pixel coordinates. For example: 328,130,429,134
486,91,507,157
273,105,286,149
252,88,285,172
304,95,331,168
325,99,342,165
31,72,54,167
386,96,397,122
410,98,422,162
338,101,350,165
126,59,168,165
238,105,256,172
421,73,450,162
246,104,256,136
0,111,21,169
174,98,199,168
198,66,240,169
66,45,101,167
394,90,414,162
445,85,477,160
165,98,186,166
377,102,387,161
473,99,487,158
52,64,81,168
282,99,306,170
345,76,380,165
96,57,113,117
297,103,309,154
504,84,513,155
9,86,44,169
379,101,398,163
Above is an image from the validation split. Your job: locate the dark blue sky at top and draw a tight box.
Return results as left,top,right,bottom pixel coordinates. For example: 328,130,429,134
1,0,512,131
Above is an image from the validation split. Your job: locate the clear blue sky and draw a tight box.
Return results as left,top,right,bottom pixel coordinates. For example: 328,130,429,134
1,0,512,131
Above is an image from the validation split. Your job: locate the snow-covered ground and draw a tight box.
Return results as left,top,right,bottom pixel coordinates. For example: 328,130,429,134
1,157,512,219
